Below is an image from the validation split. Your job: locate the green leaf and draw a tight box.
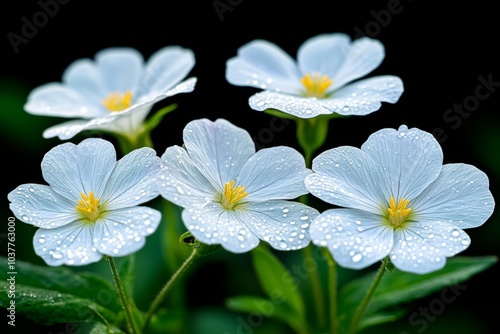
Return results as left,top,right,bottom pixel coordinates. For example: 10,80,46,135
226,295,293,324
251,246,305,320
338,256,497,332
88,321,126,334
226,295,309,334
0,256,121,313
143,103,178,133
0,283,117,325
0,257,122,326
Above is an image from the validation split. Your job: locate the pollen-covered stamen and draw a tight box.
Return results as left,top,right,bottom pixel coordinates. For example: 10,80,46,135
386,197,412,228
102,90,133,112
300,73,333,98
220,180,248,210
76,191,102,222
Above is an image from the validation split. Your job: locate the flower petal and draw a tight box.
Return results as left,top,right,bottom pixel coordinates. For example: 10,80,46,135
158,145,217,208
239,201,317,251
298,33,350,79
182,203,260,253
310,208,393,270
137,46,195,100
62,59,107,103
94,206,161,257
412,164,495,229
104,147,161,209
95,47,144,93
249,91,331,118
331,37,385,90
226,40,302,94
183,118,255,189
248,76,403,118
34,223,102,266
305,146,386,213
390,222,471,274
361,125,443,200
323,75,404,115
41,138,116,200
24,83,104,118
239,146,310,201
8,184,77,229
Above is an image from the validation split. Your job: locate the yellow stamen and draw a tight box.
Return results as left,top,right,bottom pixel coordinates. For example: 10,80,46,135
220,180,248,210
102,90,133,112
76,191,102,222
386,197,412,228
300,73,333,98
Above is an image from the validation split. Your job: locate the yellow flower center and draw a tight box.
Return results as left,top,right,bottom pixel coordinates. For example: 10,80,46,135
76,192,102,223
300,73,333,98
386,197,412,228
220,180,248,210
102,90,133,112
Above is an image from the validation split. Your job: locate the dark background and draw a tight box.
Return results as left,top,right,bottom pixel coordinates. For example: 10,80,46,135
1,0,499,333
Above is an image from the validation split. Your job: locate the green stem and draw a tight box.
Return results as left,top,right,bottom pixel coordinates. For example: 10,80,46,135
298,176,326,331
301,244,326,330
142,248,199,333
105,256,139,334
348,257,389,334
321,248,338,334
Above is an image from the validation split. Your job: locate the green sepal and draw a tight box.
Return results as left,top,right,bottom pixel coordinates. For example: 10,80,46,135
179,231,221,257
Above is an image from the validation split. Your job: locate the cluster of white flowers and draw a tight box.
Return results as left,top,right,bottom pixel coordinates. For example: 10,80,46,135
8,33,494,275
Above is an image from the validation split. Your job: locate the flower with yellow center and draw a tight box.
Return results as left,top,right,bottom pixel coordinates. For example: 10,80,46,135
102,91,133,112
305,125,494,274
158,118,320,253
385,197,412,228
300,73,333,98
24,46,197,140
226,33,404,118
76,192,104,223
8,138,162,266
219,180,248,210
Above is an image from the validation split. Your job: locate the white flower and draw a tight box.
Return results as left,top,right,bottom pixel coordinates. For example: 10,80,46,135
25,46,197,140
225,33,403,118
157,118,319,253
8,138,162,266
304,125,495,274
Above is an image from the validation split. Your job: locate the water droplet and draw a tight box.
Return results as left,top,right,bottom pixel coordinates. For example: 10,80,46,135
352,254,362,262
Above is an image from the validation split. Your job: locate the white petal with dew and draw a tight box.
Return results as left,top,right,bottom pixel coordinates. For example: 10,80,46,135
137,46,195,99
298,33,350,79
25,83,104,118
8,184,77,229
226,39,302,94
104,147,161,209
34,223,102,266
361,124,443,201
310,208,393,270
94,206,161,257
331,37,385,90
390,221,471,274
239,146,310,201
305,146,386,214
158,145,217,208
182,203,260,253
183,118,255,189
41,139,116,200
412,163,495,229
239,201,317,251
